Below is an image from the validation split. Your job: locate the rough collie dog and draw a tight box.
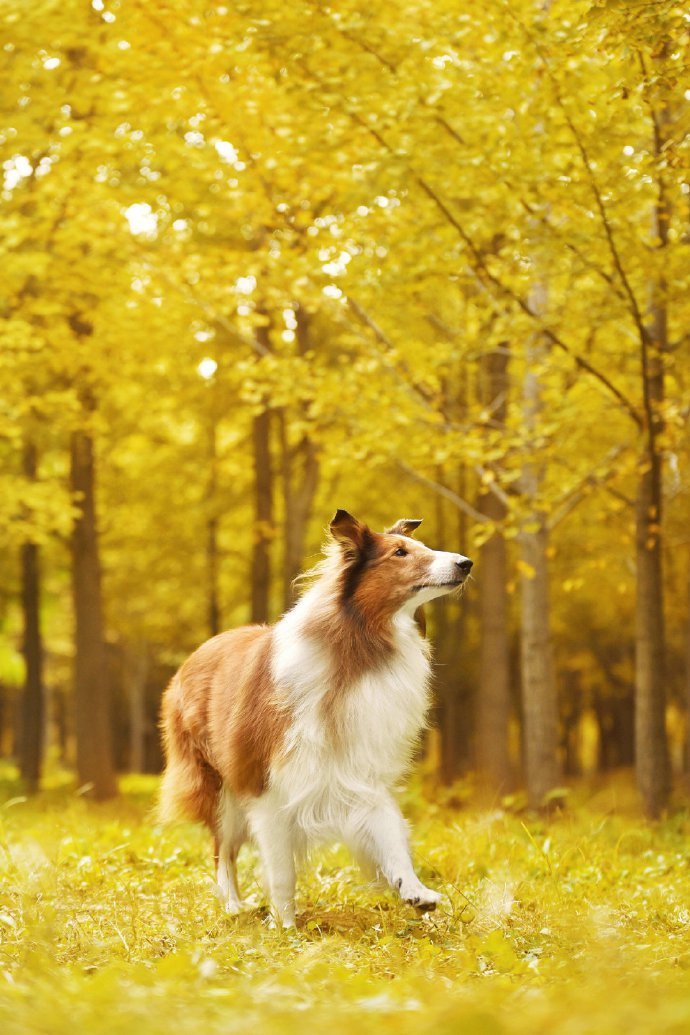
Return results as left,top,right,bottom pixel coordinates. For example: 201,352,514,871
159,510,472,926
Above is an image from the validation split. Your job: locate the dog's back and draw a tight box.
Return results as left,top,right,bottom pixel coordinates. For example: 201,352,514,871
159,625,285,825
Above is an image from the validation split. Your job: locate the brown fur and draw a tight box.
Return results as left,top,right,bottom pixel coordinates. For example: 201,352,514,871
303,524,435,723
159,510,470,924
159,625,289,831
160,512,456,836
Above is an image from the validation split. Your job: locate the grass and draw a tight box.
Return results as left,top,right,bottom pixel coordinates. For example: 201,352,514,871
1,766,690,1034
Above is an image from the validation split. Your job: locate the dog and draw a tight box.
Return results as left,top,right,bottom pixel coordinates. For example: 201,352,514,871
159,509,472,926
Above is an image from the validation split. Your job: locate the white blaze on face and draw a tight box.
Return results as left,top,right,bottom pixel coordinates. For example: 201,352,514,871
399,548,472,614
427,549,471,587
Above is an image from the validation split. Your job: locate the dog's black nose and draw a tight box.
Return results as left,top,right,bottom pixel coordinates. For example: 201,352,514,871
456,558,473,573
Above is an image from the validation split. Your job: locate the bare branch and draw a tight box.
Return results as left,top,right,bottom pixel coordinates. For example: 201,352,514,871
396,461,491,524
548,445,632,529
135,254,271,358
473,466,514,510
345,294,440,410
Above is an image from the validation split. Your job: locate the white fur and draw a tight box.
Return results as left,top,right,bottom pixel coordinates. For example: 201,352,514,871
214,546,462,925
270,604,431,837
215,787,246,913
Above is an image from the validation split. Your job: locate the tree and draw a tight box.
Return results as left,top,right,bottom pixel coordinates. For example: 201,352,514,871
476,347,512,794
18,440,44,792
2,0,689,803
70,387,117,800
632,44,674,818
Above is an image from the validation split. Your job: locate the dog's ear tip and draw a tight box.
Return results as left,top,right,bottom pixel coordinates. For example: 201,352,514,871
329,510,370,548
386,518,423,535
331,508,356,525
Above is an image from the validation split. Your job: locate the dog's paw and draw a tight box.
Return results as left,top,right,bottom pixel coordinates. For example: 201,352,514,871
395,878,442,912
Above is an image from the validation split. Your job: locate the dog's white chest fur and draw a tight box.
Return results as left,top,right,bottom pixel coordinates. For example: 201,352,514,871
269,599,431,839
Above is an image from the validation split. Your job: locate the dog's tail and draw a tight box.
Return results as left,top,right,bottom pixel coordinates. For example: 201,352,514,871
158,675,221,830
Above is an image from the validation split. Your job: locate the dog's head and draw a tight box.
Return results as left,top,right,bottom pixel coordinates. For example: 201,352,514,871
329,509,473,617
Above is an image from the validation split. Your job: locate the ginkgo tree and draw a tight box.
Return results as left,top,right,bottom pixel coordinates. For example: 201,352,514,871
1,0,688,813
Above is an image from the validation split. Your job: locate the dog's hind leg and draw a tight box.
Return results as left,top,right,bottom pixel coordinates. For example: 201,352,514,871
247,794,297,927
214,786,247,914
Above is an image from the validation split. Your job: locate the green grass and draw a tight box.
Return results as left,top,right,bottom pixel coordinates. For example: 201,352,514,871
2,767,690,1034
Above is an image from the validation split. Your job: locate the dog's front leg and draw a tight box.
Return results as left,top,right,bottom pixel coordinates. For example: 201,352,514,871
347,794,442,912
247,796,297,927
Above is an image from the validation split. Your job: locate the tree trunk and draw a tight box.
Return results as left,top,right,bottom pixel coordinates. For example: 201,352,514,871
70,424,117,800
520,290,561,810
126,643,149,774
19,441,44,792
251,406,273,624
477,494,511,793
684,573,690,780
475,347,511,794
432,481,458,784
634,341,669,815
519,518,560,808
634,94,671,819
279,421,319,610
206,418,221,637
279,305,320,610
634,456,669,816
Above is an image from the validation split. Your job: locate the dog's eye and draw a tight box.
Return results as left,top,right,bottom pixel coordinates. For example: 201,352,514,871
393,547,408,557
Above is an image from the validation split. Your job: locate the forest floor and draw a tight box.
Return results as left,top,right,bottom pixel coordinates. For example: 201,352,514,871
1,766,690,1035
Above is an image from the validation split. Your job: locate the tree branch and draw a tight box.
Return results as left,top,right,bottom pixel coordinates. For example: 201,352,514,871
308,74,643,428
396,461,491,524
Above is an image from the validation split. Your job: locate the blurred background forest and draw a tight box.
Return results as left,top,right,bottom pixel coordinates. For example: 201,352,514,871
1,0,689,818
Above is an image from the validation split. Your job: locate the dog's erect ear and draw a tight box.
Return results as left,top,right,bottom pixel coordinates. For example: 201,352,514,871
330,509,369,551
385,518,423,537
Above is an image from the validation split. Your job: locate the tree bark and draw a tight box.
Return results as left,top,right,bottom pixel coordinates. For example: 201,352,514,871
279,305,319,610
519,289,561,810
634,320,669,815
684,573,690,781
431,460,473,783
476,347,511,794
19,440,44,792
70,423,117,800
251,406,273,624
519,516,560,809
126,643,149,774
432,480,458,784
206,417,221,637
634,89,671,819
634,453,669,816
279,420,319,610
477,492,511,793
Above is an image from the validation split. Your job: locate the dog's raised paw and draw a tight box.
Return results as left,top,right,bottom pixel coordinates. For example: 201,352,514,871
396,879,442,912
412,888,442,912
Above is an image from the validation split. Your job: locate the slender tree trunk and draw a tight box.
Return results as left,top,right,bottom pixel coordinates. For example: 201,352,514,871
279,305,320,610
19,441,44,792
635,454,669,816
476,347,511,794
477,493,511,793
207,512,220,636
519,517,560,808
634,310,669,816
280,424,319,610
70,423,117,800
433,479,457,784
520,288,561,810
206,418,221,637
634,92,671,819
251,406,273,624
126,643,149,773
684,573,690,781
